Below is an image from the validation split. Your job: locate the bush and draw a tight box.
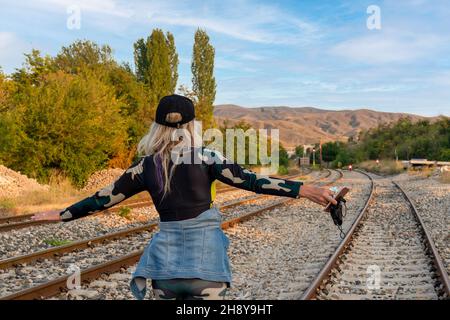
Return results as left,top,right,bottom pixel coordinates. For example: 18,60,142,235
43,238,72,247
0,71,128,187
118,206,132,220
0,40,158,189
439,149,450,161
357,160,404,175
327,117,449,168
277,165,289,175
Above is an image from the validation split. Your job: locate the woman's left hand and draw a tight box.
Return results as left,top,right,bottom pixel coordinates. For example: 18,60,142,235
298,185,338,207
31,210,62,221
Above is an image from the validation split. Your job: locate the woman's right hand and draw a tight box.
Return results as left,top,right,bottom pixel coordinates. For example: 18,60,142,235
298,185,338,207
31,210,62,221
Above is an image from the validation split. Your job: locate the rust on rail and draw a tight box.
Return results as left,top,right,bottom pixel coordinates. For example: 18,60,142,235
0,169,341,300
1,251,143,300
301,171,449,300
393,181,450,297
300,169,374,300
0,223,158,270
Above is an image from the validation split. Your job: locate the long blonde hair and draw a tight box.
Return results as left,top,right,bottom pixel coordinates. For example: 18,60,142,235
137,113,200,198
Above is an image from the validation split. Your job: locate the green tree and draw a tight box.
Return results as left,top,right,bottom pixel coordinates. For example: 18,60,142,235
0,68,128,187
192,29,216,129
133,38,148,82
12,49,55,86
54,40,114,74
322,142,341,162
166,32,179,93
295,145,304,157
0,70,16,112
1,37,182,188
177,84,197,102
105,64,152,166
147,29,172,108
440,148,450,161
279,145,289,168
133,30,178,108
330,116,450,164
0,68,23,163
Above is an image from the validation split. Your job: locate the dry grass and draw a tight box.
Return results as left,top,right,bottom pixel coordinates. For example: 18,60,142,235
407,166,436,179
357,160,405,175
440,170,450,184
0,171,91,217
420,167,433,178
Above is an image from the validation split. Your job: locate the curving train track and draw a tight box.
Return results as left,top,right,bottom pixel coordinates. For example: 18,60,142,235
300,170,449,300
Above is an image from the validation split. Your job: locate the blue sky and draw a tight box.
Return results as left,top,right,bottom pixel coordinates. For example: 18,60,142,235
0,0,449,116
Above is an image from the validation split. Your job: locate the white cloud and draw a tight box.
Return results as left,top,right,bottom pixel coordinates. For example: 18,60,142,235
330,32,444,64
239,53,265,61
149,15,269,43
144,1,319,44
3,0,319,45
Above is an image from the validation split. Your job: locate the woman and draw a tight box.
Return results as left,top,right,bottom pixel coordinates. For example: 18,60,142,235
33,94,337,300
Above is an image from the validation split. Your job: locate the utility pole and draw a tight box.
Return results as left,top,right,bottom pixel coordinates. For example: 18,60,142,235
319,140,323,168
312,148,316,168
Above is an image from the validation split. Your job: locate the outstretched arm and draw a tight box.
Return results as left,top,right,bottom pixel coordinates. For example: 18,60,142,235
32,157,147,222
206,149,337,206
211,161,302,198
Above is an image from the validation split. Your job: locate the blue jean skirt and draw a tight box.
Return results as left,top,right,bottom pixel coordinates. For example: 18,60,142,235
130,206,231,300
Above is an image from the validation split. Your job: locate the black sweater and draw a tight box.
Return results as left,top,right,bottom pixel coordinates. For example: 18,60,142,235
59,148,302,222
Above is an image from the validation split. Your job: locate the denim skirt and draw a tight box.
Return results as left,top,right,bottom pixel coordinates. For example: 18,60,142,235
130,206,231,300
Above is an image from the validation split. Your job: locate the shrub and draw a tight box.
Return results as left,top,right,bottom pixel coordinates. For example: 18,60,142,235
277,165,289,175
43,238,72,247
357,160,404,175
118,206,132,220
0,71,127,187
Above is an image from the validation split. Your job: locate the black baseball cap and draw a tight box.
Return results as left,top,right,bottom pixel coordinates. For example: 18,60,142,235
155,94,195,128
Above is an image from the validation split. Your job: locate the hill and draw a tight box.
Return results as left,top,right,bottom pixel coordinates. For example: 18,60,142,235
214,104,435,148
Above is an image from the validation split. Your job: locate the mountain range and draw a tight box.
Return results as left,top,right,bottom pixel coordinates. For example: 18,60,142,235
213,104,435,149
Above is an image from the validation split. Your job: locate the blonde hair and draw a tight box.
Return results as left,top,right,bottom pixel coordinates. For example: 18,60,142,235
137,113,200,198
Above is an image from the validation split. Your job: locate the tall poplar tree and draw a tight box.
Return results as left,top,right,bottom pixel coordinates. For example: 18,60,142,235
146,29,172,107
133,38,148,82
166,32,179,93
133,29,179,108
191,29,216,129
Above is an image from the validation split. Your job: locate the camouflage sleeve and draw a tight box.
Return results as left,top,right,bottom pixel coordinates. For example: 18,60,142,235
59,158,147,222
203,149,302,198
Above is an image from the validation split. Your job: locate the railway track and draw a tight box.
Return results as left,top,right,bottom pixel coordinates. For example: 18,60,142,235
222,169,373,299
0,169,340,300
301,171,450,300
0,170,324,261
0,169,330,270
0,172,310,232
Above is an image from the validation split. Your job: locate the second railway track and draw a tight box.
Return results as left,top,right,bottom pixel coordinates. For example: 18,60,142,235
301,171,449,300
0,171,311,232
0,171,322,261
0,169,338,300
